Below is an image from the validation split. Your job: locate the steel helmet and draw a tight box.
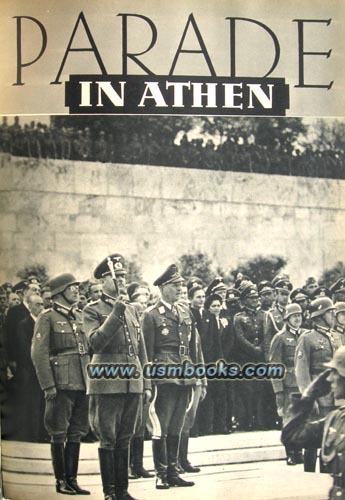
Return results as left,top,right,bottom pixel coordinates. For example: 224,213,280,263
284,303,302,320
309,297,335,319
49,273,79,297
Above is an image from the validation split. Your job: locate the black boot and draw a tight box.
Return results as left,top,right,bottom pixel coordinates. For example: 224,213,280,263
304,448,317,472
114,448,138,500
295,449,304,464
179,435,200,473
98,448,116,500
285,447,296,466
131,437,154,478
65,442,90,494
152,438,169,489
51,443,76,495
166,436,194,487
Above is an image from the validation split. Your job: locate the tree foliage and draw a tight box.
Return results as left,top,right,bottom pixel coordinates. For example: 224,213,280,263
177,252,216,286
319,261,345,289
230,255,287,284
17,263,50,285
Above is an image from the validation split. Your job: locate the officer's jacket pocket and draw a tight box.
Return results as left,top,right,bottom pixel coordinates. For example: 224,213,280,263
50,356,69,385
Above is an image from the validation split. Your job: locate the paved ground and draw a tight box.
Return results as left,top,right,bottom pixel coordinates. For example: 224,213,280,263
2,432,332,500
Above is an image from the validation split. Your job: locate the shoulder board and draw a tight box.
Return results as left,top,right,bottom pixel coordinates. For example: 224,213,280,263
145,304,157,313
87,299,99,306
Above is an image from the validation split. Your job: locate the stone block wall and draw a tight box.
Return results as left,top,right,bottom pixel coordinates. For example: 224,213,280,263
0,153,344,286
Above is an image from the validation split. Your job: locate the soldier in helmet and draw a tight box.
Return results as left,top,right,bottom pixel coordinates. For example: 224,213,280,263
332,302,345,348
330,278,345,304
290,288,312,329
31,273,90,495
269,303,309,465
282,347,345,500
83,254,151,500
295,297,338,472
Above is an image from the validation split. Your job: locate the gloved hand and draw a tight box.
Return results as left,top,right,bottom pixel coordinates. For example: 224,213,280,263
44,387,57,400
302,369,332,400
275,392,285,417
113,297,126,317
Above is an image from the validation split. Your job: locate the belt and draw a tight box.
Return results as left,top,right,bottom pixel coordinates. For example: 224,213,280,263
106,346,137,356
51,346,88,356
157,346,190,355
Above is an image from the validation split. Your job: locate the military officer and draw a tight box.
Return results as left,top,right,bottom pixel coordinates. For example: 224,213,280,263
83,254,151,500
233,282,265,430
31,273,90,495
282,347,345,500
257,281,275,312
142,264,196,489
295,296,338,472
263,277,292,361
269,303,308,465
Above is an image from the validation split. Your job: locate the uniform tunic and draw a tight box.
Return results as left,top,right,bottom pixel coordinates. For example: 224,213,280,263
31,303,90,442
142,301,196,438
295,324,338,415
83,293,149,448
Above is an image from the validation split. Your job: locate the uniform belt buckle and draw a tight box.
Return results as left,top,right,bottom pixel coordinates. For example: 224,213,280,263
78,343,86,355
128,345,135,356
179,345,187,355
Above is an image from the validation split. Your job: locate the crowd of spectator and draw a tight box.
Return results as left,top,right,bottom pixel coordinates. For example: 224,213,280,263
0,117,344,179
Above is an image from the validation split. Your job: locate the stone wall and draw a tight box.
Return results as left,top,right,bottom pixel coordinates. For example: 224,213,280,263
0,153,344,285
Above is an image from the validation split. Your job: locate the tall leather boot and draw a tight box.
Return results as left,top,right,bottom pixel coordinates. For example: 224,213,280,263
179,435,200,473
131,437,154,478
152,438,169,489
65,442,90,494
294,449,304,464
285,447,296,466
98,448,116,500
114,448,138,500
51,443,76,495
166,436,194,487
304,448,317,472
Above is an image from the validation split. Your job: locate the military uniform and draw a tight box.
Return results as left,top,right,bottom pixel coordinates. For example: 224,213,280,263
83,292,150,440
282,378,345,499
295,324,337,415
31,272,91,496
142,264,196,489
31,302,90,442
263,304,285,361
233,304,265,430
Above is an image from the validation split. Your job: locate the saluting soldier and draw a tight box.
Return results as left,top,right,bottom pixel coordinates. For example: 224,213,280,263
31,273,90,495
83,254,151,500
295,297,338,472
142,264,196,489
282,347,345,500
269,303,308,465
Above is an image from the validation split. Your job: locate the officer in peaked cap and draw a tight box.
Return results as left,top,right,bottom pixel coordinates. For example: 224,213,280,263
258,281,274,312
282,346,345,499
233,283,265,430
205,277,227,300
31,273,90,495
295,297,337,472
83,254,150,500
224,287,241,320
302,277,319,297
263,278,292,361
329,277,345,303
142,264,197,489
269,303,309,465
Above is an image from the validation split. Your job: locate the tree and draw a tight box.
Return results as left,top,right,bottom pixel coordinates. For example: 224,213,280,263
126,258,143,284
177,252,216,286
17,263,50,285
230,255,287,284
319,261,345,289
